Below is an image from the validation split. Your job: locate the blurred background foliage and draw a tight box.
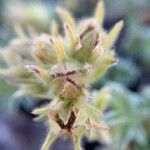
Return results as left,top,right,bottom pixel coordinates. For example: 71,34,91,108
0,0,150,150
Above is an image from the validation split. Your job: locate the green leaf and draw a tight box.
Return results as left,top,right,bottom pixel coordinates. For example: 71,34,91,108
95,0,105,26
75,109,88,126
57,7,75,29
94,88,110,111
85,104,101,119
104,20,123,49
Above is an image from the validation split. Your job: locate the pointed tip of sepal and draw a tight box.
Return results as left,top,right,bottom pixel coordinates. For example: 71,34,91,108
49,37,66,62
56,7,75,29
104,20,124,49
25,65,51,82
95,0,105,26
64,23,82,51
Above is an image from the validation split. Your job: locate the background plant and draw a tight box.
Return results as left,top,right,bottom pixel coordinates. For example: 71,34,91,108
104,82,150,150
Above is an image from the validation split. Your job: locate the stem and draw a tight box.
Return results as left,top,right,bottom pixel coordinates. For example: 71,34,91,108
41,132,55,150
74,137,82,150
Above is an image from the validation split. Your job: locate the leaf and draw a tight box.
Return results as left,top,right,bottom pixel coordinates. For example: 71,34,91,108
91,51,117,81
85,104,101,119
33,113,47,121
95,0,105,26
75,108,88,126
64,23,82,51
25,65,52,83
14,24,26,38
0,65,33,83
32,34,57,65
49,37,66,62
50,20,59,36
104,20,124,49
94,88,110,111
20,82,49,98
91,64,109,81
58,102,71,124
90,46,104,64
32,105,49,115
57,7,75,29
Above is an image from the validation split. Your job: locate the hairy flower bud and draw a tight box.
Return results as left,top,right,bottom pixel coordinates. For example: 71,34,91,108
0,1,123,150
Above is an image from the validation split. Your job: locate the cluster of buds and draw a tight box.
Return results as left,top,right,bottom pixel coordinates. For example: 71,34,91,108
0,1,123,150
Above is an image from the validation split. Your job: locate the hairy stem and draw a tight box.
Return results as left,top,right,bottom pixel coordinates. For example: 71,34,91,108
74,136,82,150
41,132,55,150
